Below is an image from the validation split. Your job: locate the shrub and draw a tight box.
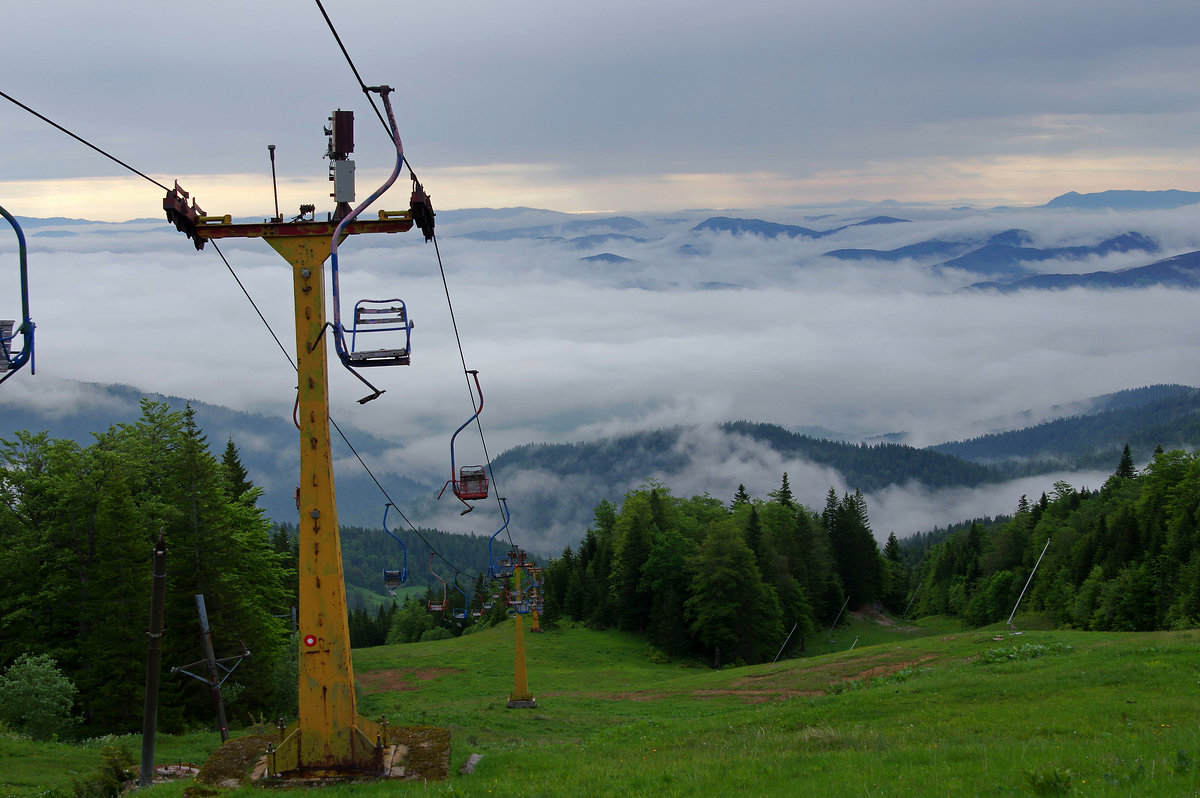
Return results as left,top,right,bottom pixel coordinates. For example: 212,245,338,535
419,627,454,642
70,741,135,798
0,653,78,740
976,642,1072,665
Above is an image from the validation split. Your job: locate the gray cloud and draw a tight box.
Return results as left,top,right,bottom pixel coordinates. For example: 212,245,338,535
5,2,1200,207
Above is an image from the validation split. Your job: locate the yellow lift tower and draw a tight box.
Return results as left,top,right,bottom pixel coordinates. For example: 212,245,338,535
168,90,425,777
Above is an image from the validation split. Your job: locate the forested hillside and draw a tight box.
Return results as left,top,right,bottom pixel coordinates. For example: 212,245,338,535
910,445,1200,631
5,396,1200,739
493,422,1002,540
723,421,998,489
931,385,1200,474
535,477,905,667
0,400,292,733
531,442,1200,668
334,523,496,607
0,381,432,528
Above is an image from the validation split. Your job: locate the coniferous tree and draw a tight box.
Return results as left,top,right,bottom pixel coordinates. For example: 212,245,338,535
881,532,908,612
609,490,657,633
639,526,694,656
769,473,794,508
1115,443,1136,480
0,401,291,733
827,490,881,608
685,518,781,667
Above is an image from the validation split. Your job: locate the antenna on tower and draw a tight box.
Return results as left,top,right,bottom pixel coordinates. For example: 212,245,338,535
268,145,281,223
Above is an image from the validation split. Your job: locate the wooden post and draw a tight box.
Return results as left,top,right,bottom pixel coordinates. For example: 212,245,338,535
195,594,230,743
138,538,168,788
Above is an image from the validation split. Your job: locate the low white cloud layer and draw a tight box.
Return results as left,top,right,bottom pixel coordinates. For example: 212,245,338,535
3,202,1199,553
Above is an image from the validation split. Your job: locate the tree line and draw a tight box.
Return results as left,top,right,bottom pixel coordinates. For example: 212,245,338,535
0,400,293,736
909,444,1200,631
532,442,1200,666
5,394,1195,736
534,476,905,667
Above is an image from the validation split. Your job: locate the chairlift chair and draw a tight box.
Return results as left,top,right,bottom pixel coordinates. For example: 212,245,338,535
382,570,405,594
427,553,447,615
380,503,409,596
488,498,513,579
324,86,416,403
346,298,412,367
457,465,488,499
0,319,12,368
437,370,490,513
452,581,471,621
0,205,34,385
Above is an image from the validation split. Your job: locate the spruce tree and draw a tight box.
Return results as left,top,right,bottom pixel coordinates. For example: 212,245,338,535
1115,443,1136,480
221,437,255,502
685,518,781,667
769,472,794,508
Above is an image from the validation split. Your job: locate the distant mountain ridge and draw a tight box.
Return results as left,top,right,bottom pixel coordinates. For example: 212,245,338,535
691,215,910,240
489,423,1005,540
937,232,1158,276
930,384,1200,472
968,250,1200,292
0,382,432,528
7,380,1200,545
825,229,1033,264
1043,189,1200,211
825,229,1160,277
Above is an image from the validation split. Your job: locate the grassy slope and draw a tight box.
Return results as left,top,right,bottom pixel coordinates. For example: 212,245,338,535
6,616,1199,797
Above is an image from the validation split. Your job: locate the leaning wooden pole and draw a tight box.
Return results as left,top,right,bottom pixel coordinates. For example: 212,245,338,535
138,537,168,788
195,594,231,743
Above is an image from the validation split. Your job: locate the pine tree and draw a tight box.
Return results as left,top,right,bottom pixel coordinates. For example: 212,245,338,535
685,519,781,667
1115,443,1136,480
0,402,291,733
221,437,255,502
884,532,902,563
828,491,881,608
609,489,659,633
769,473,794,508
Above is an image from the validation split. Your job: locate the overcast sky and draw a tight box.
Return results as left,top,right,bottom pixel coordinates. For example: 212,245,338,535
4,1,1200,219
4,2,1200,551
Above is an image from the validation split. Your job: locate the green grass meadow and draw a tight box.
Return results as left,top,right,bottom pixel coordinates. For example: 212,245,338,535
5,615,1199,797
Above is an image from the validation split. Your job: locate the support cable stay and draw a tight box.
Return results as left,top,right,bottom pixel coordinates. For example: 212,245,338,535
314,0,521,557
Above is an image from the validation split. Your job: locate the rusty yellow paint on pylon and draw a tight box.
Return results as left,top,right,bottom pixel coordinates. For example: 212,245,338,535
192,215,413,777
507,613,536,707
260,234,383,773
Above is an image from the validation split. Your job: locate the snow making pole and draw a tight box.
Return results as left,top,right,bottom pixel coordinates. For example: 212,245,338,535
1007,538,1051,631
